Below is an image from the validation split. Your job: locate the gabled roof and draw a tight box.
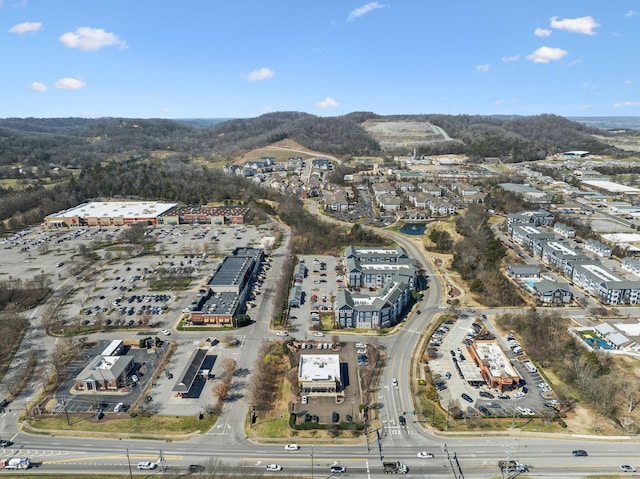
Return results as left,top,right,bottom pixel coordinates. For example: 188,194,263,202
172,349,208,393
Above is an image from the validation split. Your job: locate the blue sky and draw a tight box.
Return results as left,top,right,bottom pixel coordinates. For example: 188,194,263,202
2,0,639,118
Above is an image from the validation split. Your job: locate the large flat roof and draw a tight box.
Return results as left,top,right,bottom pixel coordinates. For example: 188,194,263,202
49,201,177,219
208,256,254,288
581,179,640,194
299,354,341,382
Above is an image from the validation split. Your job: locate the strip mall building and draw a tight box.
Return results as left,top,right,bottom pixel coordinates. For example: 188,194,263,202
44,201,249,228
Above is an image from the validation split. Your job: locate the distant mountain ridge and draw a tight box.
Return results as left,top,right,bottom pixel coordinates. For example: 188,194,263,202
0,112,632,168
569,116,640,131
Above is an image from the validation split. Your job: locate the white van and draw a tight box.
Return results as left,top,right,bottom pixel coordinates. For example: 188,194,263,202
137,461,157,470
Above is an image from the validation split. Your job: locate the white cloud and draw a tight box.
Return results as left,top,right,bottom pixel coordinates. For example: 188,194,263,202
59,27,127,51
502,54,520,62
625,80,633,86
9,21,42,34
550,16,599,35
29,81,47,92
534,27,552,37
315,97,339,109
625,10,637,18
158,107,171,113
581,104,592,110
54,78,86,90
348,2,385,21
493,100,504,105
526,46,568,63
241,67,275,81
614,101,640,108
475,64,490,73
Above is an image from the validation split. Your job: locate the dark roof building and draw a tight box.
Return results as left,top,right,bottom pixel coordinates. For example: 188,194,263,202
172,349,208,395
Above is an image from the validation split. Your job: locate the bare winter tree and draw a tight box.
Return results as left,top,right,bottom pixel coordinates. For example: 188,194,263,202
619,379,640,414
220,358,238,380
212,381,231,401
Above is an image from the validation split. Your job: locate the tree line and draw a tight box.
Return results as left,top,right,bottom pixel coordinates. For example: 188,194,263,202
499,310,640,431
450,205,524,306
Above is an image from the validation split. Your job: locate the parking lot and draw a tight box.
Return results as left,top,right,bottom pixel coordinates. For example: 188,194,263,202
428,315,556,418
51,338,172,416
292,343,365,427
1,221,278,417
287,255,342,336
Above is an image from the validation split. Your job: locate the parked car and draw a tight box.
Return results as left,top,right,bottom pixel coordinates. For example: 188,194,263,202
461,393,474,403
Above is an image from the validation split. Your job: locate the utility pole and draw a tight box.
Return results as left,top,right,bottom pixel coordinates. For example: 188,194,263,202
126,448,133,479
159,449,165,478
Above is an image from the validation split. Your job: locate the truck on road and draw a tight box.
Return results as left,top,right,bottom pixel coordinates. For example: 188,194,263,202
2,457,31,470
383,461,408,474
498,460,528,473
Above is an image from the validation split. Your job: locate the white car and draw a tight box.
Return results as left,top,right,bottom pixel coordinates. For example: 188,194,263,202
301,395,308,404
275,331,288,336
161,329,171,336
417,451,435,458
266,464,283,471
392,378,398,387
130,374,139,383
285,443,300,451
137,461,157,470
313,332,325,337
621,465,637,473
514,391,526,398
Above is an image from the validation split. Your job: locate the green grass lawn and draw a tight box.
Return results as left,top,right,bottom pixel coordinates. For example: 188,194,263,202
27,412,217,437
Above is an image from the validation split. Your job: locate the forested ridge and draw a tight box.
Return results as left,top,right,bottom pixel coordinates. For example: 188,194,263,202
0,112,621,171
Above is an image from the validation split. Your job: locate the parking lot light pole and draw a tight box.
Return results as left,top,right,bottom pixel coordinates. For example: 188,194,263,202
61,399,70,426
